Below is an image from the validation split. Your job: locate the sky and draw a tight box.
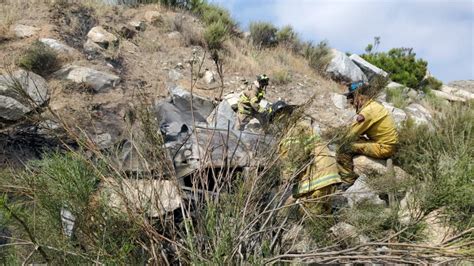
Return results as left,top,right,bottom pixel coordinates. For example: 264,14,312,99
212,0,473,83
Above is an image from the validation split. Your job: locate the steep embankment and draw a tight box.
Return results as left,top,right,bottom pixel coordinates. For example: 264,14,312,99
0,1,347,167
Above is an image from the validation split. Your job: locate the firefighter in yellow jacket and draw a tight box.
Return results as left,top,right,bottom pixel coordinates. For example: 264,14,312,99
271,102,342,214
236,74,269,130
338,81,399,183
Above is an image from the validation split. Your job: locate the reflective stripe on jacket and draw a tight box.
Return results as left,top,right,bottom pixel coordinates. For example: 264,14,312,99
238,87,264,114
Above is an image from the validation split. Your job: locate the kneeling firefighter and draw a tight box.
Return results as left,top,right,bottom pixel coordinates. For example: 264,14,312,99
236,74,270,130
270,101,342,215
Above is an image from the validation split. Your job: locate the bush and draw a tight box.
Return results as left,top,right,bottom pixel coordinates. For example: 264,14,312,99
276,25,301,51
419,76,442,92
249,21,278,48
386,86,409,109
204,20,228,50
395,103,474,229
17,41,60,76
361,48,427,89
199,3,235,29
302,41,332,73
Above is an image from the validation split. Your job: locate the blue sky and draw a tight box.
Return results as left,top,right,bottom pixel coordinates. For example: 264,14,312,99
212,0,473,83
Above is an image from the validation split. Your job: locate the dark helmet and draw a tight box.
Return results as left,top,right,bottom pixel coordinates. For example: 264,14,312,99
256,74,269,87
269,100,295,122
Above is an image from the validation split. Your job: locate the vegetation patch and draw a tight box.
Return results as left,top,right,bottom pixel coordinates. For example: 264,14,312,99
17,41,60,76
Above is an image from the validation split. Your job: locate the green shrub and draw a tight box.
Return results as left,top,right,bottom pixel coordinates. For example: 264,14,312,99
419,76,442,92
361,48,427,88
395,103,474,229
249,21,278,48
386,86,409,109
18,41,60,76
276,25,301,52
302,41,332,73
204,20,228,50
199,4,235,28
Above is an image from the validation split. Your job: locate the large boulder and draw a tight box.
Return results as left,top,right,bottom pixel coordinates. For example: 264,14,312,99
326,49,367,83
349,54,388,80
353,155,409,181
405,103,433,126
11,24,39,38
343,174,385,207
86,26,118,49
54,65,120,92
0,70,49,120
99,178,182,217
447,80,474,94
330,222,370,245
431,89,466,102
440,85,474,101
331,93,348,109
422,209,454,246
381,102,407,127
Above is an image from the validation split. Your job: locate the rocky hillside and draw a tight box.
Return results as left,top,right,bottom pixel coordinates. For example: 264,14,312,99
0,1,472,264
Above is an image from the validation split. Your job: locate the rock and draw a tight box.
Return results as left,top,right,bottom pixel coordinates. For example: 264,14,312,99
144,11,162,25
0,70,49,120
431,89,466,102
386,81,405,89
353,155,409,181
344,174,386,207
331,93,347,109
398,191,421,225
326,49,367,83
92,133,112,149
86,26,118,49
54,65,120,92
207,99,237,129
440,85,474,100
405,103,433,126
11,24,39,38
100,178,182,217
406,88,418,100
349,54,388,80
203,70,215,84
167,31,183,42
60,208,75,238
330,222,370,245
381,102,407,127
245,118,263,133
175,62,184,70
422,209,454,246
447,80,474,94
128,20,146,31
39,38,76,54
83,39,105,54
281,224,314,253
168,69,183,81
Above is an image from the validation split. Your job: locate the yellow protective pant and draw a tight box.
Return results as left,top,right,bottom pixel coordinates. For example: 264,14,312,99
337,141,396,184
298,185,336,216
292,144,341,215
352,141,396,158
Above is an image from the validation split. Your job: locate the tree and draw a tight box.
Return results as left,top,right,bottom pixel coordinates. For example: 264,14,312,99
362,47,427,88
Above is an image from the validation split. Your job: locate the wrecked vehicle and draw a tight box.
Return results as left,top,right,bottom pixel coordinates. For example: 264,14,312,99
155,85,275,180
